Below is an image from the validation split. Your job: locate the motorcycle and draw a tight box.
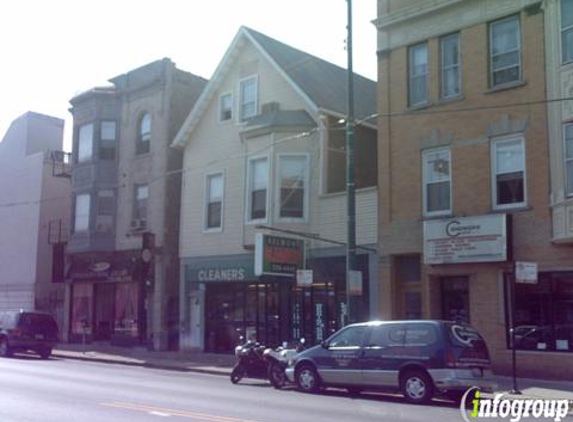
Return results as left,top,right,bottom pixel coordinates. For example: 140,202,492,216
230,338,268,384
263,338,306,389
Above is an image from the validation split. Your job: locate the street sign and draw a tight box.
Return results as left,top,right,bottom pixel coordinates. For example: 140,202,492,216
349,270,363,295
515,261,538,284
296,269,313,287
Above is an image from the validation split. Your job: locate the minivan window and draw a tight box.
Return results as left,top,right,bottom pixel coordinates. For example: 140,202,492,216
367,324,405,347
447,323,489,361
405,323,437,346
328,326,366,347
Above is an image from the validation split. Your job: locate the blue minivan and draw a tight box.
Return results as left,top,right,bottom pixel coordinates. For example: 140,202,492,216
285,320,496,403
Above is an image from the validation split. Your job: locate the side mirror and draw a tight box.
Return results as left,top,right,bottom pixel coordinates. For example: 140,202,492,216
321,340,329,349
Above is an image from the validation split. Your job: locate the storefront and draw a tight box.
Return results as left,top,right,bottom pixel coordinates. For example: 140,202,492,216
181,252,371,353
66,251,149,346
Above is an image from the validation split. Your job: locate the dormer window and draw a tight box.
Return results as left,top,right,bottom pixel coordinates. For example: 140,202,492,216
137,112,151,155
239,76,257,121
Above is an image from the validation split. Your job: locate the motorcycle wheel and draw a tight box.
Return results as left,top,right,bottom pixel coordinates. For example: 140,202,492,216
230,364,246,384
268,362,286,389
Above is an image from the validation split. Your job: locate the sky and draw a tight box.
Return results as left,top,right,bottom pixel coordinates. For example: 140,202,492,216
0,0,377,151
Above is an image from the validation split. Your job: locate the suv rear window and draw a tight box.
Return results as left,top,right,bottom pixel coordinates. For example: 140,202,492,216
18,313,58,335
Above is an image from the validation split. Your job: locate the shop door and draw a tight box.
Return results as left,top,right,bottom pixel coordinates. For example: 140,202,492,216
94,284,114,341
189,291,204,350
441,277,470,323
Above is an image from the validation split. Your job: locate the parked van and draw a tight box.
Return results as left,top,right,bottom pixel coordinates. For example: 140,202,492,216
0,310,59,359
285,320,496,403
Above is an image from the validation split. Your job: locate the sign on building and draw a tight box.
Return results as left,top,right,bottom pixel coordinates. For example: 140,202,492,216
254,233,305,277
515,261,538,284
296,269,313,287
424,214,507,264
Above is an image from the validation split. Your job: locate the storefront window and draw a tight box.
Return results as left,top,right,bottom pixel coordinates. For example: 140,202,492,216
508,272,573,352
114,283,139,338
72,283,93,335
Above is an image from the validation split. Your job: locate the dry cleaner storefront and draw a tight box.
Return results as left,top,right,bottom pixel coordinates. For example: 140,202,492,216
180,249,373,353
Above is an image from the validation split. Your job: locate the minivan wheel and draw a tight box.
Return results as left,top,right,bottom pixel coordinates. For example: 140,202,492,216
296,364,321,393
401,370,434,404
0,338,12,358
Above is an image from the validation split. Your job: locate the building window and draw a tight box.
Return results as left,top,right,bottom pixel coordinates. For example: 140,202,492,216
100,121,116,160
506,272,573,353
408,42,429,107
440,33,461,99
492,136,526,208
248,157,268,221
565,124,573,196
95,190,114,233
133,185,149,223
206,173,223,230
77,123,93,163
490,15,521,87
423,148,451,215
239,76,257,121
219,93,233,122
279,155,307,220
137,112,151,155
562,0,573,63
74,193,90,232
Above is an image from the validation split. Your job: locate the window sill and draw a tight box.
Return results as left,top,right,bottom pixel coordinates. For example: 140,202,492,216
437,94,465,106
203,228,223,234
485,80,527,95
422,212,453,221
491,204,531,213
407,102,433,112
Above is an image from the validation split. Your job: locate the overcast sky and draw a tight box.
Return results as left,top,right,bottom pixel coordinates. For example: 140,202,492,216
0,0,377,151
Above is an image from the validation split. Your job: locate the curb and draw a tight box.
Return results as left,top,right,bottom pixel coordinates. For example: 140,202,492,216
52,352,232,377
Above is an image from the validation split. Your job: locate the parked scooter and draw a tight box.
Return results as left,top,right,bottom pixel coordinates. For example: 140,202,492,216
263,338,306,389
230,338,268,384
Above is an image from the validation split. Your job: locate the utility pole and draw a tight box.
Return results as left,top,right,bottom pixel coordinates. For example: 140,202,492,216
345,0,357,325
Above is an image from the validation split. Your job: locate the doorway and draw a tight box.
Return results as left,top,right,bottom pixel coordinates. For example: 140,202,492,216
94,284,114,341
441,276,470,323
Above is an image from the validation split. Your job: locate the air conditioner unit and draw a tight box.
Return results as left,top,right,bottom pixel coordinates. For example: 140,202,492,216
130,218,147,231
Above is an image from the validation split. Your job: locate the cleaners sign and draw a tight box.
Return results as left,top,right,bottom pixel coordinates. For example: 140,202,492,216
254,233,305,277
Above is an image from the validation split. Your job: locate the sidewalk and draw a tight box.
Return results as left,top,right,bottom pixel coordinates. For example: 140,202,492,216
52,343,573,402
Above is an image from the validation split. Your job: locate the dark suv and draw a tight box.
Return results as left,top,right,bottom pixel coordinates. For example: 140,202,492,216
285,320,496,403
0,310,59,359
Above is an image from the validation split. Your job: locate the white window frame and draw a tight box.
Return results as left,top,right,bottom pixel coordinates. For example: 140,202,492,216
74,193,91,232
563,123,573,196
133,184,149,221
440,33,461,100
238,75,258,122
491,135,527,210
246,155,270,224
408,42,429,107
562,0,573,64
276,153,310,223
489,15,522,88
219,92,233,123
77,123,93,163
422,147,452,217
204,171,225,232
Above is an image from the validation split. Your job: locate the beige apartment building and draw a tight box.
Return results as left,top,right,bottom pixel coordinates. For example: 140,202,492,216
375,0,573,379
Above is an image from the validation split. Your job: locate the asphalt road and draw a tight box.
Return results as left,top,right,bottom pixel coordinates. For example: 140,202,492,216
0,354,563,422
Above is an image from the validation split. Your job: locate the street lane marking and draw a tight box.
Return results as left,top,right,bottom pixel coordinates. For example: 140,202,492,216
101,401,275,422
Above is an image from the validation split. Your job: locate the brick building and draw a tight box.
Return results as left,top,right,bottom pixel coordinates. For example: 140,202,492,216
375,0,573,379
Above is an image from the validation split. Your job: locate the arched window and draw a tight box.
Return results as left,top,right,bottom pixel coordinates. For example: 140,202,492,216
137,112,151,154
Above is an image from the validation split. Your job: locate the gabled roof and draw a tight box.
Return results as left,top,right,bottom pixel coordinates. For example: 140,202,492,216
172,26,376,148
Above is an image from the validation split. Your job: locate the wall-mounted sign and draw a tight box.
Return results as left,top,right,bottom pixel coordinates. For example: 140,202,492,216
184,256,254,283
296,269,313,287
424,214,507,264
515,261,538,284
254,233,305,277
